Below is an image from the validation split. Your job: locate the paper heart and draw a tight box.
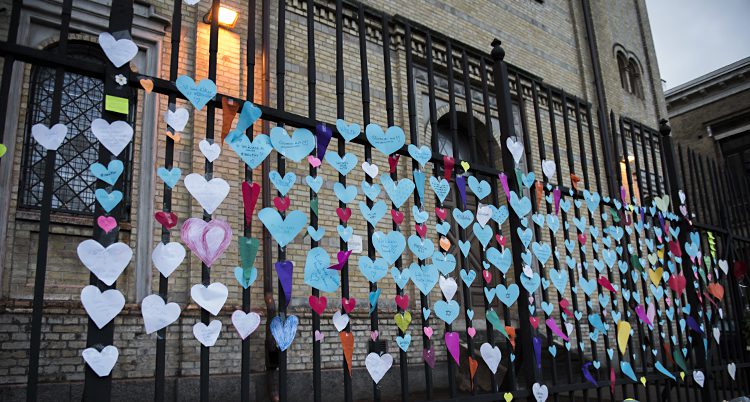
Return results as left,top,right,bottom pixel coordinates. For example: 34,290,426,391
366,124,405,156
408,144,432,167
154,211,178,229
365,353,393,384
193,320,222,347
80,285,124,329
506,137,525,165
362,161,379,178
270,315,299,351
309,295,328,315
325,152,358,176
180,218,232,266
165,107,189,131
315,330,325,342
91,118,133,156
91,159,124,186
480,343,502,374
151,242,186,277
77,240,132,286
241,181,261,225
270,126,315,162
191,283,228,316
332,311,350,332
157,166,181,189
141,294,181,334
531,383,548,402
232,310,261,339
199,139,221,162
184,173,229,214
95,189,122,213
303,247,339,291
258,208,307,247
176,75,217,110
445,332,461,365
358,256,388,283
273,196,291,212
140,78,154,93
31,123,67,150
97,216,118,233
98,32,137,67
336,119,361,142
227,132,273,169
82,345,118,377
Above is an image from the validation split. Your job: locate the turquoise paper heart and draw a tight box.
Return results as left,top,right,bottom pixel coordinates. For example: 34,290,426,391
307,226,325,241
407,144,432,167
408,235,434,260
452,208,474,229
176,75,216,110
468,176,491,200
358,256,388,283
432,251,456,275
227,132,273,169
380,174,414,208
495,284,519,307
95,189,123,213
333,182,358,203
434,300,460,324
325,152,357,176
413,170,425,203
487,247,512,274
270,171,296,196
366,123,405,156
372,231,406,264
429,176,451,203
460,269,476,286
92,160,124,186
157,166,181,189
472,223,492,248
234,266,258,288
337,225,352,242
409,262,438,295
391,267,410,289
336,119,360,142
359,200,387,226
270,126,315,162
258,208,307,247
303,247,340,292
361,181,381,200
306,175,323,193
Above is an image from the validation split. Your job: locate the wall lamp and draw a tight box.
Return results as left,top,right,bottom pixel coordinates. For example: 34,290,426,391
203,5,240,29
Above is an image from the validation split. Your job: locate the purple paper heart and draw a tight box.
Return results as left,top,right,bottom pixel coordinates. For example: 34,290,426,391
275,260,294,307
533,336,542,369
316,123,333,160
423,347,436,368
498,173,510,202
620,185,627,203
553,187,562,214
455,176,467,210
445,331,460,366
180,218,233,267
582,362,597,386
328,250,352,271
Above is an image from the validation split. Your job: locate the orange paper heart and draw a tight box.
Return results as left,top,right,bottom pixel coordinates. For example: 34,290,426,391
439,237,451,251
535,181,543,210
340,331,354,376
505,326,516,349
708,283,724,301
140,78,154,93
570,173,582,189
221,97,241,143
468,357,478,387
165,130,181,142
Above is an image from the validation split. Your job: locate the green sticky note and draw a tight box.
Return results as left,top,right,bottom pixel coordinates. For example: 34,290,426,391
239,236,260,269
105,95,129,115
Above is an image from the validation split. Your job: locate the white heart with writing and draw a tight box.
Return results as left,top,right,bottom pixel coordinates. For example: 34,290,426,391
365,352,393,384
532,383,548,402
77,240,132,286
31,123,68,150
191,282,228,316
193,320,221,347
151,242,186,278
199,140,221,162
80,285,125,329
98,32,138,68
332,310,349,332
439,276,458,301
728,362,736,380
142,294,181,334
541,159,556,180
82,345,119,377
184,173,230,214
480,342,502,374
362,161,379,178
91,118,133,156
476,203,493,228
165,107,190,131
692,370,705,387
232,310,261,340
506,137,525,165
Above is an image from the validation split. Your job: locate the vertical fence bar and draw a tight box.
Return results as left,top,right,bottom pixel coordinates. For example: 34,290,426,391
26,0,75,400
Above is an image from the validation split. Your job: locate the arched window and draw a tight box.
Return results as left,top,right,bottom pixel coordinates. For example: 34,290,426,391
18,42,132,216
615,49,644,99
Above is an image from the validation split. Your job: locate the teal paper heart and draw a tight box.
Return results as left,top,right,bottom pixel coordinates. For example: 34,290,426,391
359,200,387,226
95,189,123,213
336,119,361,142
270,171,296,196
434,300,460,324
358,256,388,283
306,175,323,193
407,144,432,167
303,247,340,292
227,132,273,169
429,176,451,203
325,152,357,176
270,126,315,162
380,174,414,208
176,75,216,110
258,208,308,247
409,262,438,295
92,160,124,186
468,176,491,200
333,183,358,203
366,124,405,156
372,231,406,264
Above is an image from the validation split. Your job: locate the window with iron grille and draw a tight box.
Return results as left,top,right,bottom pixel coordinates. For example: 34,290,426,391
19,42,133,218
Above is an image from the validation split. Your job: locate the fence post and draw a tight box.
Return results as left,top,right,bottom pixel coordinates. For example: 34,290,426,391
490,39,536,394
659,119,715,401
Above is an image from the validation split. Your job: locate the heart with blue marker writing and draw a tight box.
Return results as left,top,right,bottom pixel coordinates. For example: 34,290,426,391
366,123,405,156
430,176,451,203
432,251,456,275
176,75,216,110
359,256,389,283
360,200,387,226
452,208,474,229
325,152,357,176
304,247,340,292
336,119,360,142
258,208,307,247
372,231,406,265
434,300,460,325
227,131,273,169
408,144,432,167
380,174,414,208
468,176,491,200
92,160,124,186
391,266,410,289
487,247,512,274
409,262,439,295
95,189,123,213
408,235,434,260
270,126,315,162
269,171,296,196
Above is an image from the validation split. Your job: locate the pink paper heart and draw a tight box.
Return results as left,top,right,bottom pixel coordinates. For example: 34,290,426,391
97,216,117,233
370,330,379,341
241,182,260,225
180,218,232,267
308,155,322,168
341,297,356,313
467,327,476,338
423,326,433,339
482,270,492,284
329,250,352,271
445,332,460,365
315,330,324,342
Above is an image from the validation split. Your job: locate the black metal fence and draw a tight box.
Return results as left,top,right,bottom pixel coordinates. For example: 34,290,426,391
0,0,748,401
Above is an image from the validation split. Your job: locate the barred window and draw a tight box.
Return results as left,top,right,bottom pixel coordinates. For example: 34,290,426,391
19,42,132,217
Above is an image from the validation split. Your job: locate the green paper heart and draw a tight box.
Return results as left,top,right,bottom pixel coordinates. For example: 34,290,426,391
239,236,260,269
311,198,318,216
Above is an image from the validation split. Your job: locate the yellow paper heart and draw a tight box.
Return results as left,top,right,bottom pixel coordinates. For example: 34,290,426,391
504,393,513,402
0,144,6,158
680,371,685,381
640,376,646,386
649,267,663,286
460,161,470,172
657,248,664,260
394,311,412,332
617,321,631,356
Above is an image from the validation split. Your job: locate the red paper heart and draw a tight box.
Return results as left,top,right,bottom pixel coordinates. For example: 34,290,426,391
241,181,261,225
434,208,447,221
415,224,427,238
529,316,539,329
669,240,682,258
391,210,404,225
442,156,455,180
309,295,327,315
154,211,178,229
482,270,492,284
496,235,507,248
388,155,400,173
97,216,117,233
668,273,686,296
578,233,587,245
273,196,290,212
734,261,748,280
559,299,571,315
336,207,352,222
395,294,409,310
342,297,356,313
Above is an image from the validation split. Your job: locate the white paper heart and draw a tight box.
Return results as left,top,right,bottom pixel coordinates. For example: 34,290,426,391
31,123,68,150
713,327,720,344
193,320,221,347
232,310,261,340
692,370,705,387
678,189,686,204
91,119,133,156
142,294,181,334
184,0,200,5
332,310,349,332
191,283,228,316
183,173,230,214
532,383,548,402
365,352,393,384
565,322,574,336
82,345,118,377
728,362,736,380
523,264,534,278
199,140,221,162
80,285,125,329
362,161,379,178
718,259,728,275
77,240,132,286
165,107,189,131
439,276,458,301
98,32,137,68
506,137,524,165
476,204,492,228
542,159,556,180
151,242,186,278
480,342,502,374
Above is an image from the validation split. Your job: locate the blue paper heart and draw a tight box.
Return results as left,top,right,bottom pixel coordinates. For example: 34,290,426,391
467,176,491,200
458,240,471,257
333,182,358,203
391,267,410,289
366,124,405,156
521,272,541,293
92,160,124,186
436,222,450,235
234,266,258,288
258,208,308,247
549,269,568,293
270,314,299,352
157,166,181,189
495,284,519,307
227,132,273,169
490,205,509,225
531,242,552,265
422,307,431,320
412,205,429,224
517,227,533,248
270,126,315,162
176,75,216,110
369,289,381,314
307,226,325,241
408,235,435,260
270,171,296,196
472,223,492,248
306,175,323,193
396,334,412,352
460,269,476,286
336,119,361,142
372,231,406,265
432,252,456,275
325,152,357,176
303,247,340,292
487,247,512,274
361,181,381,200
429,176,451,204
434,299,460,324
235,101,262,132
452,208,474,229
358,256,389,283
413,170,425,203
359,200,387,226
380,174,414,208
409,262,438,295
408,144,432,167
337,225,352,242
95,189,123,213
510,192,532,218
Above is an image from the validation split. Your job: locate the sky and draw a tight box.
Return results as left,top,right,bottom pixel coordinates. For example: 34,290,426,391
645,0,750,90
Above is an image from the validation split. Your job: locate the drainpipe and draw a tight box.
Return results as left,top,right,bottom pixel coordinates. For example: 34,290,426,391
580,0,618,196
